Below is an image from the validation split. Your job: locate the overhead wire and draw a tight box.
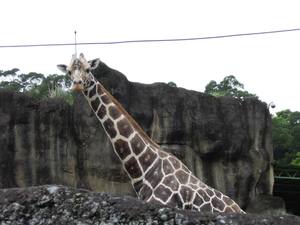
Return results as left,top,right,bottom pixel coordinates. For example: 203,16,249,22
0,27,300,48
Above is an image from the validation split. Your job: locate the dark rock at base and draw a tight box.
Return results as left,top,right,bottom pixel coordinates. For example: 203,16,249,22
246,195,286,215
0,185,299,225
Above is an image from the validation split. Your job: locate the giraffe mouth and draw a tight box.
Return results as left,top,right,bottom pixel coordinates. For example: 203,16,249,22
71,84,84,92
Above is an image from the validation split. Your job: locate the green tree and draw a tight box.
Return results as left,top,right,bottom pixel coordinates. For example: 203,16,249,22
204,75,255,98
29,74,71,98
272,110,300,166
0,68,24,92
0,68,72,103
291,152,300,166
272,115,293,150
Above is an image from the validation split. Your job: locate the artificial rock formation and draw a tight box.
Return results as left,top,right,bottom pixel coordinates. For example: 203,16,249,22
0,61,273,209
1,185,298,225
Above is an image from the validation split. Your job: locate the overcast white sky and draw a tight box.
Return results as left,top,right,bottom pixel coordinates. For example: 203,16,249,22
1,0,300,112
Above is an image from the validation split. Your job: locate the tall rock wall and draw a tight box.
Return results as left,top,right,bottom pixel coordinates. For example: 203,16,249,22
0,61,273,208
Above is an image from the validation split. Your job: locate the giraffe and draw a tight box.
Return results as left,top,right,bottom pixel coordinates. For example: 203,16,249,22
57,53,245,213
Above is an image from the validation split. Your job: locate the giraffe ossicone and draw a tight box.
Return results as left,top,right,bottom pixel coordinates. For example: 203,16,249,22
57,53,245,213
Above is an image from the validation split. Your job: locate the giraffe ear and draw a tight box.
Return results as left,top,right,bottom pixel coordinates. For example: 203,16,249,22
88,58,100,70
57,64,68,73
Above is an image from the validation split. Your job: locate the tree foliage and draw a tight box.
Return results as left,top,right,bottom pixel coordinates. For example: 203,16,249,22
272,109,300,166
204,75,256,98
0,68,72,103
291,152,300,166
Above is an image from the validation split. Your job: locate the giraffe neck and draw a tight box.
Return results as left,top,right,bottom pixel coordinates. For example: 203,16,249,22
82,74,160,187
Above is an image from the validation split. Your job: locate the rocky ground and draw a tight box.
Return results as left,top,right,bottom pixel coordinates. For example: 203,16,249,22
0,185,299,225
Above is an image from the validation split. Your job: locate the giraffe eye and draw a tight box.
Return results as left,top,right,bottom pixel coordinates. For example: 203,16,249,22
85,68,91,73
66,70,71,76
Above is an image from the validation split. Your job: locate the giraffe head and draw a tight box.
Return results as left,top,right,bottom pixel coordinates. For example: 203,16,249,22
57,53,100,91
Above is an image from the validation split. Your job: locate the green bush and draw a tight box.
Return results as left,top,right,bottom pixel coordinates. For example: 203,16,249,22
273,110,300,166
291,152,300,167
204,75,256,98
0,68,73,104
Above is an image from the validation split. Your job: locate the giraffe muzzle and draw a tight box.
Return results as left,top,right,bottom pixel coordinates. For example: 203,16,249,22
71,83,84,92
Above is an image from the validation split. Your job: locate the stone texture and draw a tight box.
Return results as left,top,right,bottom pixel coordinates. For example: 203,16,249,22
0,185,299,225
0,61,273,209
246,195,286,215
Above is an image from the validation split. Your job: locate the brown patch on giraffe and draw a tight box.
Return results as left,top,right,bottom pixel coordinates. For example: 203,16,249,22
162,175,179,191
114,139,131,160
109,105,121,120
188,183,198,190
97,83,104,95
175,170,189,184
166,193,182,208
158,150,168,158
103,118,117,139
88,84,97,98
133,180,143,192
232,204,241,212
97,105,106,119
145,159,163,188
200,203,213,212
222,195,234,206
212,208,222,213
90,97,100,112
179,185,194,202
224,206,234,213
193,193,204,206
117,118,134,138
130,134,146,155
182,164,190,173
154,184,172,203
169,157,181,170
162,159,174,175
138,183,153,201
189,175,198,185
214,190,222,199
124,156,142,179
90,80,96,87
197,189,210,202
138,147,157,172
147,197,163,206
101,94,111,104
205,188,214,197
211,196,225,211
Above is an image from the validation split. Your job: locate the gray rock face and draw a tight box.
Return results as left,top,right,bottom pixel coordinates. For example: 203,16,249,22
0,185,298,225
0,61,273,209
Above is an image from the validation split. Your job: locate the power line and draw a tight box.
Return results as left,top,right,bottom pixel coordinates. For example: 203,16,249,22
1,27,300,48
